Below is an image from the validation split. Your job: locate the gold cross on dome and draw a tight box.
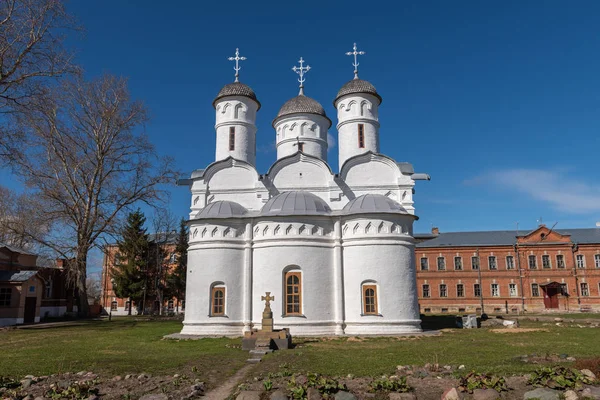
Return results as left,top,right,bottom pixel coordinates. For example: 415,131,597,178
261,292,274,307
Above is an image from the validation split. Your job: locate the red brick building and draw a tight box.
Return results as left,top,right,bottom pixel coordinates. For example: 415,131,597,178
415,225,600,314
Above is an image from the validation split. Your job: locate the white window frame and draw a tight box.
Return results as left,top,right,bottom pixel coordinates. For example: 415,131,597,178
531,283,540,297
420,257,429,271
576,254,585,269
580,282,589,297
422,284,430,298
491,283,499,297
542,255,551,269
556,254,565,269
509,283,518,297
454,256,463,270
439,284,447,298
595,254,600,268
437,257,446,271
506,255,515,270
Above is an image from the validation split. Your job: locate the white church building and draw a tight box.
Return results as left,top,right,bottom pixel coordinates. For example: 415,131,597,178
180,46,430,336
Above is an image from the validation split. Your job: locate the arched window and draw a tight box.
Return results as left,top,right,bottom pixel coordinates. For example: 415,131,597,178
284,271,302,315
362,284,378,315
211,286,225,316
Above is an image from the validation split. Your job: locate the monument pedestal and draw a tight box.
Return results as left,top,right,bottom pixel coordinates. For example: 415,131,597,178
242,292,292,351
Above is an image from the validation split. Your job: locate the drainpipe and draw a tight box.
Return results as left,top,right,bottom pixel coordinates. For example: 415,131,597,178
571,243,581,308
476,248,484,314
514,244,525,313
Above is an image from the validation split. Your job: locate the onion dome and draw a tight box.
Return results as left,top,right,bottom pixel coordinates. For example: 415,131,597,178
212,82,261,110
197,200,248,219
273,94,332,128
343,194,408,215
334,78,382,106
260,191,331,216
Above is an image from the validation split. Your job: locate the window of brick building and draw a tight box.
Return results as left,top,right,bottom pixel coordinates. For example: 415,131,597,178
595,254,600,268
0,288,12,306
531,284,540,297
576,255,585,269
528,255,537,269
454,256,463,270
441,308,448,313
285,272,302,315
556,254,565,269
457,284,464,297
422,284,430,298
124,301,130,311
506,255,515,270
229,127,235,151
424,307,431,313
491,283,499,297
211,287,226,316
488,256,497,270
509,283,518,297
542,255,551,269
420,257,429,271
474,283,481,297
111,301,118,311
471,256,480,270
439,284,447,298
437,257,446,271
168,300,174,310
362,285,378,315
169,253,177,264
358,124,365,148
580,282,589,297
560,283,568,296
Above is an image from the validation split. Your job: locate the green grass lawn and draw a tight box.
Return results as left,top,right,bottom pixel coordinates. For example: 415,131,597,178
0,318,247,379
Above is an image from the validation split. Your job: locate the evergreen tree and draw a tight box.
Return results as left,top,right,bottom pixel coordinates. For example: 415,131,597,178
111,210,150,314
167,218,188,312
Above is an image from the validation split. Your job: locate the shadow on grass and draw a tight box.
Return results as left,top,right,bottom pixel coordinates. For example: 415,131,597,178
420,314,460,330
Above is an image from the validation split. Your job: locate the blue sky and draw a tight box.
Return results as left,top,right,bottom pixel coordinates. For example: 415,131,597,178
3,1,600,267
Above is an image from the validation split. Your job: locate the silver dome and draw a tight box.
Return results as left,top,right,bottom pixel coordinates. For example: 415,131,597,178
260,191,331,216
197,200,248,219
334,78,382,105
213,82,261,110
343,194,407,215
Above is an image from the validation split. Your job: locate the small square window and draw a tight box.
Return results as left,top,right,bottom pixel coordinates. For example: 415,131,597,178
111,301,118,311
441,308,448,313
423,308,431,313
0,288,12,306
29,286,35,293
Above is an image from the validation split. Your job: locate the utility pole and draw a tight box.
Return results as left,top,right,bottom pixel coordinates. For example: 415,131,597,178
476,248,485,315
514,243,525,313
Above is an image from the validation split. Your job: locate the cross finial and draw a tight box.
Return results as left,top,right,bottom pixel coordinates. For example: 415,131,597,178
292,57,311,95
346,43,365,79
261,292,274,307
228,48,246,83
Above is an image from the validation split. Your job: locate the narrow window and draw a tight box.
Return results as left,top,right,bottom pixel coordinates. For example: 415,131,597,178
528,255,537,269
437,257,446,271
362,285,378,315
169,253,177,264
595,254,600,268
439,284,447,298
491,284,499,297
420,258,429,271
229,127,235,151
474,284,481,297
506,255,515,270
471,256,480,270
560,283,568,296
124,301,131,311
488,256,497,270
111,301,118,311
556,254,565,269
581,282,589,297
542,255,551,269
285,272,302,315
0,288,12,306
297,142,304,152
422,284,430,298
456,284,464,297
211,287,225,316
576,255,585,269
358,124,365,148
454,256,463,270
531,284,540,297
509,283,518,297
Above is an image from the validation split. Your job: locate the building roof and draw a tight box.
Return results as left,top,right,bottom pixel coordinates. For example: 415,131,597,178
0,242,35,255
343,194,409,215
415,228,600,248
260,191,331,217
212,82,261,110
334,78,382,105
147,232,178,244
0,270,38,282
197,200,248,219
273,95,331,127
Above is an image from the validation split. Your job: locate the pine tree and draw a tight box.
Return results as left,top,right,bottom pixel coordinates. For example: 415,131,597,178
167,218,188,312
111,210,150,314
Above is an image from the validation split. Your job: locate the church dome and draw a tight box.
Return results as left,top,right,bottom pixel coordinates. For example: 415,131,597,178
334,78,382,105
213,82,261,110
197,200,248,219
260,191,331,216
273,95,331,128
343,194,407,215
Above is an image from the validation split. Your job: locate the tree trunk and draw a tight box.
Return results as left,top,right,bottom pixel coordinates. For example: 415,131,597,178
75,248,90,317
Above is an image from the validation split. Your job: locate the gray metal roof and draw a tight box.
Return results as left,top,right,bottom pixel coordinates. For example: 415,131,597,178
0,270,38,282
260,191,331,217
0,242,35,255
273,95,331,128
343,194,408,215
415,228,600,248
212,82,261,110
197,200,248,219
334,78,382,105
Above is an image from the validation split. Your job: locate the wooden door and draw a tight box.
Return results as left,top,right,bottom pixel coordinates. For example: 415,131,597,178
24,297,36,324
543,287,559,309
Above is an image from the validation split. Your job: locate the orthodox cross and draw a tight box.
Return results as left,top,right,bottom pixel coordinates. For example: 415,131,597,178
292,57,311,95
292,136,305,152
261,292,274,308
346,43,365,79
228,48,246,82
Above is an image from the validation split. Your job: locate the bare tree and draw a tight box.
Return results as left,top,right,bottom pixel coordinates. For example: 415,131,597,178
150,207,177,315
86,274,102,304
0,184,49,249
2,74,178,315
0,0,78,110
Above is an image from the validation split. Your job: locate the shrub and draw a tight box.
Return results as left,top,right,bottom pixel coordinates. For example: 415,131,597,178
287,373,347,399
368,375,412,393
528,366,594,390
458,371,508,393
46,381,100,400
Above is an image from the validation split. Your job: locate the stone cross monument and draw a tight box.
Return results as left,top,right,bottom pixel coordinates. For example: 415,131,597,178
260,292,275,332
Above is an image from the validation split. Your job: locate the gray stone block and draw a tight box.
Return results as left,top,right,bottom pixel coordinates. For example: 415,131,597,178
270,390,288,400
523,388,561,400
472,389,499,400
236,391,263,400
582,386,600,400
334,391,357,400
